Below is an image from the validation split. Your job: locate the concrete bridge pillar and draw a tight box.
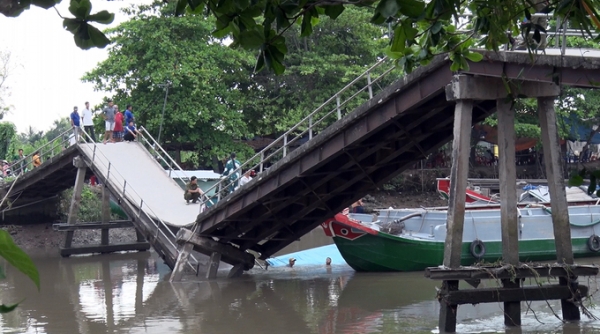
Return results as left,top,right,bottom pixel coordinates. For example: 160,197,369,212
171,227,255,282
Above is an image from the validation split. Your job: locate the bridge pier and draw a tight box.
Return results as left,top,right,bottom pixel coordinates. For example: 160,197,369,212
433,75,589,332
172,228,255,281
59,156,150,257
63,157,87,250
206,252,221,279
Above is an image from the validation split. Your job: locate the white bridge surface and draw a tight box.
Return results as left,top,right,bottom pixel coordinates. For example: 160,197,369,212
78,142,198,227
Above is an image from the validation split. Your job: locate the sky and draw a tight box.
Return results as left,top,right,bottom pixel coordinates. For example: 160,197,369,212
0,0,150,133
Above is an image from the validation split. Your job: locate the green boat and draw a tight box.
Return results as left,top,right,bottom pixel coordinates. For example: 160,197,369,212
321,205,600,272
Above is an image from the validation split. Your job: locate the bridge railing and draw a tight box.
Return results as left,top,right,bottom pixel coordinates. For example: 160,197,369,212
197,56,398,212
79,129,202,273
8,128,73,179
136,126,216,206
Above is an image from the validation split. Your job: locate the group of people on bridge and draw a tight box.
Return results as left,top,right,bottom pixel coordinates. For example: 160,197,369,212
1,148,41,178
183,153,257,205
70,100,141,144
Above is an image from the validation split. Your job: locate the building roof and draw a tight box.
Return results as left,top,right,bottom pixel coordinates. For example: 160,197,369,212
167,170,222,180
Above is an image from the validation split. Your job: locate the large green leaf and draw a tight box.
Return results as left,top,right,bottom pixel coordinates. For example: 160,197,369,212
30,0,59,10
68,0,92,19
391,25,407,52
175,0,187,16
0,303,19,314
87,10,114,24
87,24,111,48
464,51,483,62
324,4,345,19
300,12,313,37
238,29,265,49
398,0,426,18
62,18,80,33
375,0,400,18
0,230,39,290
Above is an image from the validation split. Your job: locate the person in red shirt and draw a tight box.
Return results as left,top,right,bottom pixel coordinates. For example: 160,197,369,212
112,105,124,142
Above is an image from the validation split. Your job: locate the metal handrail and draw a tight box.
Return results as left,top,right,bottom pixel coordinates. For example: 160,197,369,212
8,128,73,178
78,128,201,274
136,126,216,205
197,56,397,212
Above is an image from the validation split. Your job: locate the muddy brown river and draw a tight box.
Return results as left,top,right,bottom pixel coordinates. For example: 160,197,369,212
2,231,600,333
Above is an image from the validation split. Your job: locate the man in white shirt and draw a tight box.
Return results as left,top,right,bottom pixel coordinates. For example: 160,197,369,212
239,170,256,187
81,101,96,142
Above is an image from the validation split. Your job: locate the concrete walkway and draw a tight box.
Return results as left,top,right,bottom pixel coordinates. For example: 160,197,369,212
78,142,199,227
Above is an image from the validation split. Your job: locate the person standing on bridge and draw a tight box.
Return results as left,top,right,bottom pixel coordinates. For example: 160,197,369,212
81,101,96,142
222,153,241,193
32,151,41,168
102,99,116,144
16,149,25,175
184,176,205,204
124,105,135,127
70,106,81,143
113,105,124,142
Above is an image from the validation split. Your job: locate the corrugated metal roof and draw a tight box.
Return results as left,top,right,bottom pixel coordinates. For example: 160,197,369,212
167,170,222,180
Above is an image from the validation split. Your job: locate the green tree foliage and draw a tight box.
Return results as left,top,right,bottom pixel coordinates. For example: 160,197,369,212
175,0,600,73
3,0,600,73
83,5,257,166
11,118,71,162
59,185,121,221
0,122,16,161
0,0,113,49
83,4,391,167
248,6,390,135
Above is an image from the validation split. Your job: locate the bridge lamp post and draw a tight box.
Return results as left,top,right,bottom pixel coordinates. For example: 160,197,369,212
156,80,172,145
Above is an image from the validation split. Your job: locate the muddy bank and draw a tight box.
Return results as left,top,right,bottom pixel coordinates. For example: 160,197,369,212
2,223,138,251
364,190,447,210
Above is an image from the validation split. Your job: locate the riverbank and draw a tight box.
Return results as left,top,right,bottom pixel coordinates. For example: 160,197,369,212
3,190,446,250
2,223,138,251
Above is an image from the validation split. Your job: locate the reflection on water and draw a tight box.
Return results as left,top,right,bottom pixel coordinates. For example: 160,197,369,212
1,250,600,333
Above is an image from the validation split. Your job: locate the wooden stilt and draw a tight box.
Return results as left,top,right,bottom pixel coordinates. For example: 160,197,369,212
102,260,114,331
135,258,144,312
538,96,573,264
135,228,146,242
439,99,472,333
438,280,459,332
443,100,473,268
63,158,87,252
206,252,221,279
497,98,521,326
538,96,580,321
170,242,194,282
227,263,244,278
101,186,110,246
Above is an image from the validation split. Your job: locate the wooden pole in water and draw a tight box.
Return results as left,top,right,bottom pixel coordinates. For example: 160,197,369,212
440,99,473,333
443,99,473,268
101,185,110,246
170,242,194,282
538,95,580,321
497,98,521,326
206,252,222,279
63,157,87,251
538,97,573,264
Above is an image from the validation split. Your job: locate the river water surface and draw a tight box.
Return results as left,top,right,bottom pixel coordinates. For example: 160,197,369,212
3,235,600,333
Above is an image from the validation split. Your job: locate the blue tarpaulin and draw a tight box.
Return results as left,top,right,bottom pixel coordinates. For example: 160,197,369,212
565,114,600,144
